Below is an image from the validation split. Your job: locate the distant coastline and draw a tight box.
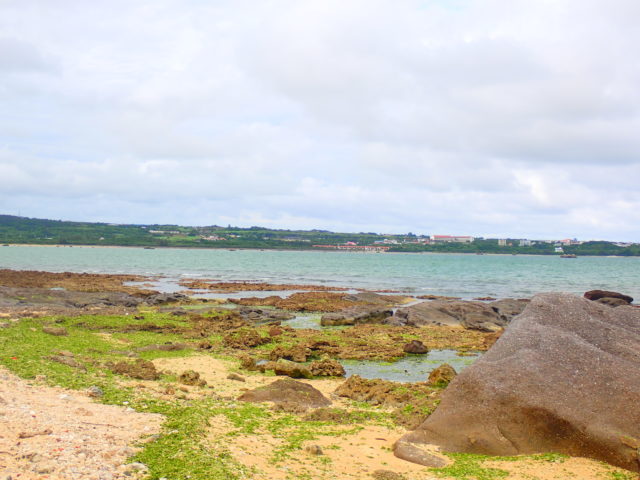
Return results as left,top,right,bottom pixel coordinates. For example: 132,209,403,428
2,214,640,256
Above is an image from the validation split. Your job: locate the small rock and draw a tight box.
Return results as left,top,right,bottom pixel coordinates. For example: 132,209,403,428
178,370,207,387
304,444,324,455
403,340,429,354
372,470,406,480
428,363,457,386
227,373,246,382
122,462,148,475
86,385,104,398
42,326,68,336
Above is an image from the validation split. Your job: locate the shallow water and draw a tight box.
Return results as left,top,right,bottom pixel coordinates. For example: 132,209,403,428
340,349,480,383
2,245,639,299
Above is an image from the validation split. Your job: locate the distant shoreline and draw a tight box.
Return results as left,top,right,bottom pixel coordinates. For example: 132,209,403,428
1,243,638,258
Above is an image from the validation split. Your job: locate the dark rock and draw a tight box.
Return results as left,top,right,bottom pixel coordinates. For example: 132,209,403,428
111,359,160,380
427,364,456,386
395,293,640,472
320,307,392,326
145,292,188,305
238,378,331,408
237,306,295,323
268,326,284,337
309,358,346,377
42,326,68,336
403,340,429,354
584,290,633,304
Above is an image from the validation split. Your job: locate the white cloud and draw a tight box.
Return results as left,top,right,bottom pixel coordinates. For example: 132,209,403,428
0,0,639,240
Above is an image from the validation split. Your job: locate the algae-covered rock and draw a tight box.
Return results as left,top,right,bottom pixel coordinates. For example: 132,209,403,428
178,370,207,387
427,363,457,386
309,358,345,377
111,359,160,380
238,378,331,408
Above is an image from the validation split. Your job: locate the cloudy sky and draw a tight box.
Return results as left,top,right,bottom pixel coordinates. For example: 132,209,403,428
1,0,639,240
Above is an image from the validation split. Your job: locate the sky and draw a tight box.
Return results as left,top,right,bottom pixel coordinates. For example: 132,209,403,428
1,0,639,240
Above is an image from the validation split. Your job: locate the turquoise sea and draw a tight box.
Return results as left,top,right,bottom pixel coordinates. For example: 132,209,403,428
1,245,638,299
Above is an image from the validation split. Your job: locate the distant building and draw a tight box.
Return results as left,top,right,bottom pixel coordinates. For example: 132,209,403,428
519,239,533,247
431,235,474,243
149,230,180,235
498,239,507,247
555,246,564,253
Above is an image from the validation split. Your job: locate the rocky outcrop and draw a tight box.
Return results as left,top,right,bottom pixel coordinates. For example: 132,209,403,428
394,293,640,472
488,298,530,322
222,328,269,349
309,358,346,377
145,292,188,305
238,378,331,408
584,290,633,308
237,306,296,323
320,307,393,326
269,344,310,363
387,299,518,332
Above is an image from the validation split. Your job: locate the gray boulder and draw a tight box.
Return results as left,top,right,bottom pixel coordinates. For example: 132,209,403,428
394,293,640,472
387,300,511,332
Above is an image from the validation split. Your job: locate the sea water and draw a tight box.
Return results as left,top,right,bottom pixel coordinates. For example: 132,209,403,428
1,245,639,299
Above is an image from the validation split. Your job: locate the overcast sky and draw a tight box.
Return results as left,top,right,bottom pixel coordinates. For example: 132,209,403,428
1,1,639,240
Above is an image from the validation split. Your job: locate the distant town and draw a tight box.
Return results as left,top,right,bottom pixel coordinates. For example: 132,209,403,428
1,214,639,256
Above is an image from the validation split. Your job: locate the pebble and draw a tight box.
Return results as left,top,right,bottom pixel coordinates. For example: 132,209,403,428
87,385,104,398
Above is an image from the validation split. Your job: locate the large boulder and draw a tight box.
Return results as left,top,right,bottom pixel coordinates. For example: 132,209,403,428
394,293,640,472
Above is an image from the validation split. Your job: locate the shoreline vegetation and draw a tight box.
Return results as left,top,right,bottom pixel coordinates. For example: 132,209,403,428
0,268,636,479
2,214,640,256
